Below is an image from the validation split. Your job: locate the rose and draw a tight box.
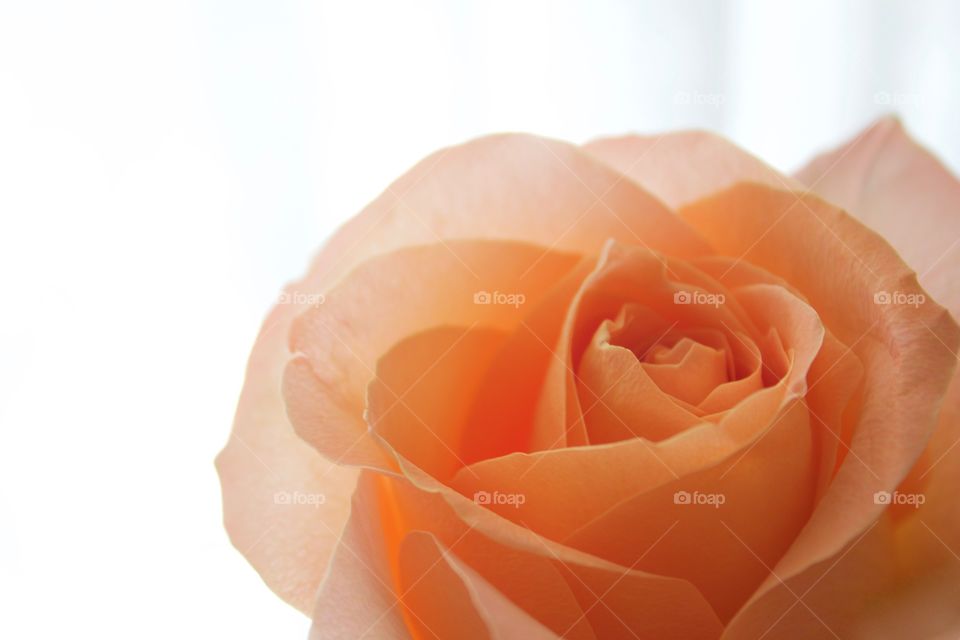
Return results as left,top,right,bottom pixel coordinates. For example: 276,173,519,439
218,118,960,638
217,117,960,639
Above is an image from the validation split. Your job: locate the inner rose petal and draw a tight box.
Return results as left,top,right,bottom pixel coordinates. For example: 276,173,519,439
640,339,729,406
564,244,782,444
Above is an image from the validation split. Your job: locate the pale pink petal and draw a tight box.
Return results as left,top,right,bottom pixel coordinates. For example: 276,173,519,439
215,277,358,613
795,116,960,317
584,130,802,209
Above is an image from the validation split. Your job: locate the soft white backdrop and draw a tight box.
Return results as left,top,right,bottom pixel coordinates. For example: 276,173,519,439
1,1,958,637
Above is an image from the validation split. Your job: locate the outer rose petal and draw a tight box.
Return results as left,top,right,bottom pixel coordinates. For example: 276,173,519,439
309,474,410,639
583,130,803,209
311,132,711,290
314,470,723,638
398,533,561,640
371,469,724,639
284,240,583,469
215,275,358,613
797,121,960,634
795,116,960,316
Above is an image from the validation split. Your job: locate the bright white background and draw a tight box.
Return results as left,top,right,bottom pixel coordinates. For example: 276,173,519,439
1,1,958,637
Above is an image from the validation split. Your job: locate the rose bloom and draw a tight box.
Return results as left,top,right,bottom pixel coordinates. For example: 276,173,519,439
217,117,960,639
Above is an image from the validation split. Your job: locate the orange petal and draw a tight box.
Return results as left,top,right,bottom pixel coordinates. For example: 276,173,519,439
397,532,492,640
565,401,814,622
720,517,899,639
376,469,724,639
697,330,763,414
723,381,960,638
795,116,960,317
641,338,728,405
399,532,562,640
458,257,596,460
577,305,702,444
583,130,802,209
367,325,511,482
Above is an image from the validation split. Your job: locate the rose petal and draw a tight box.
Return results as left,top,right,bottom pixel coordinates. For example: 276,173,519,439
375,469,724,639
577,305,703,443
641,338,729,405
722,385,960,638
308,474,410,639
311,134,710,292
367,325,511,482
794,117,960,635
583,130,802,209
720,517,899,639
564,400,814,622
795,116,960,317
396,533,494,640
215,278,358,613
459,257,597,461
399,532,561,640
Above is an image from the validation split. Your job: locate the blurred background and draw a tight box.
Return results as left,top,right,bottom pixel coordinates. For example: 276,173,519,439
1,0,958,637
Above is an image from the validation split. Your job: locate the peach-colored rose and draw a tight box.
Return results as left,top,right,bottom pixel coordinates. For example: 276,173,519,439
217,117,960,639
